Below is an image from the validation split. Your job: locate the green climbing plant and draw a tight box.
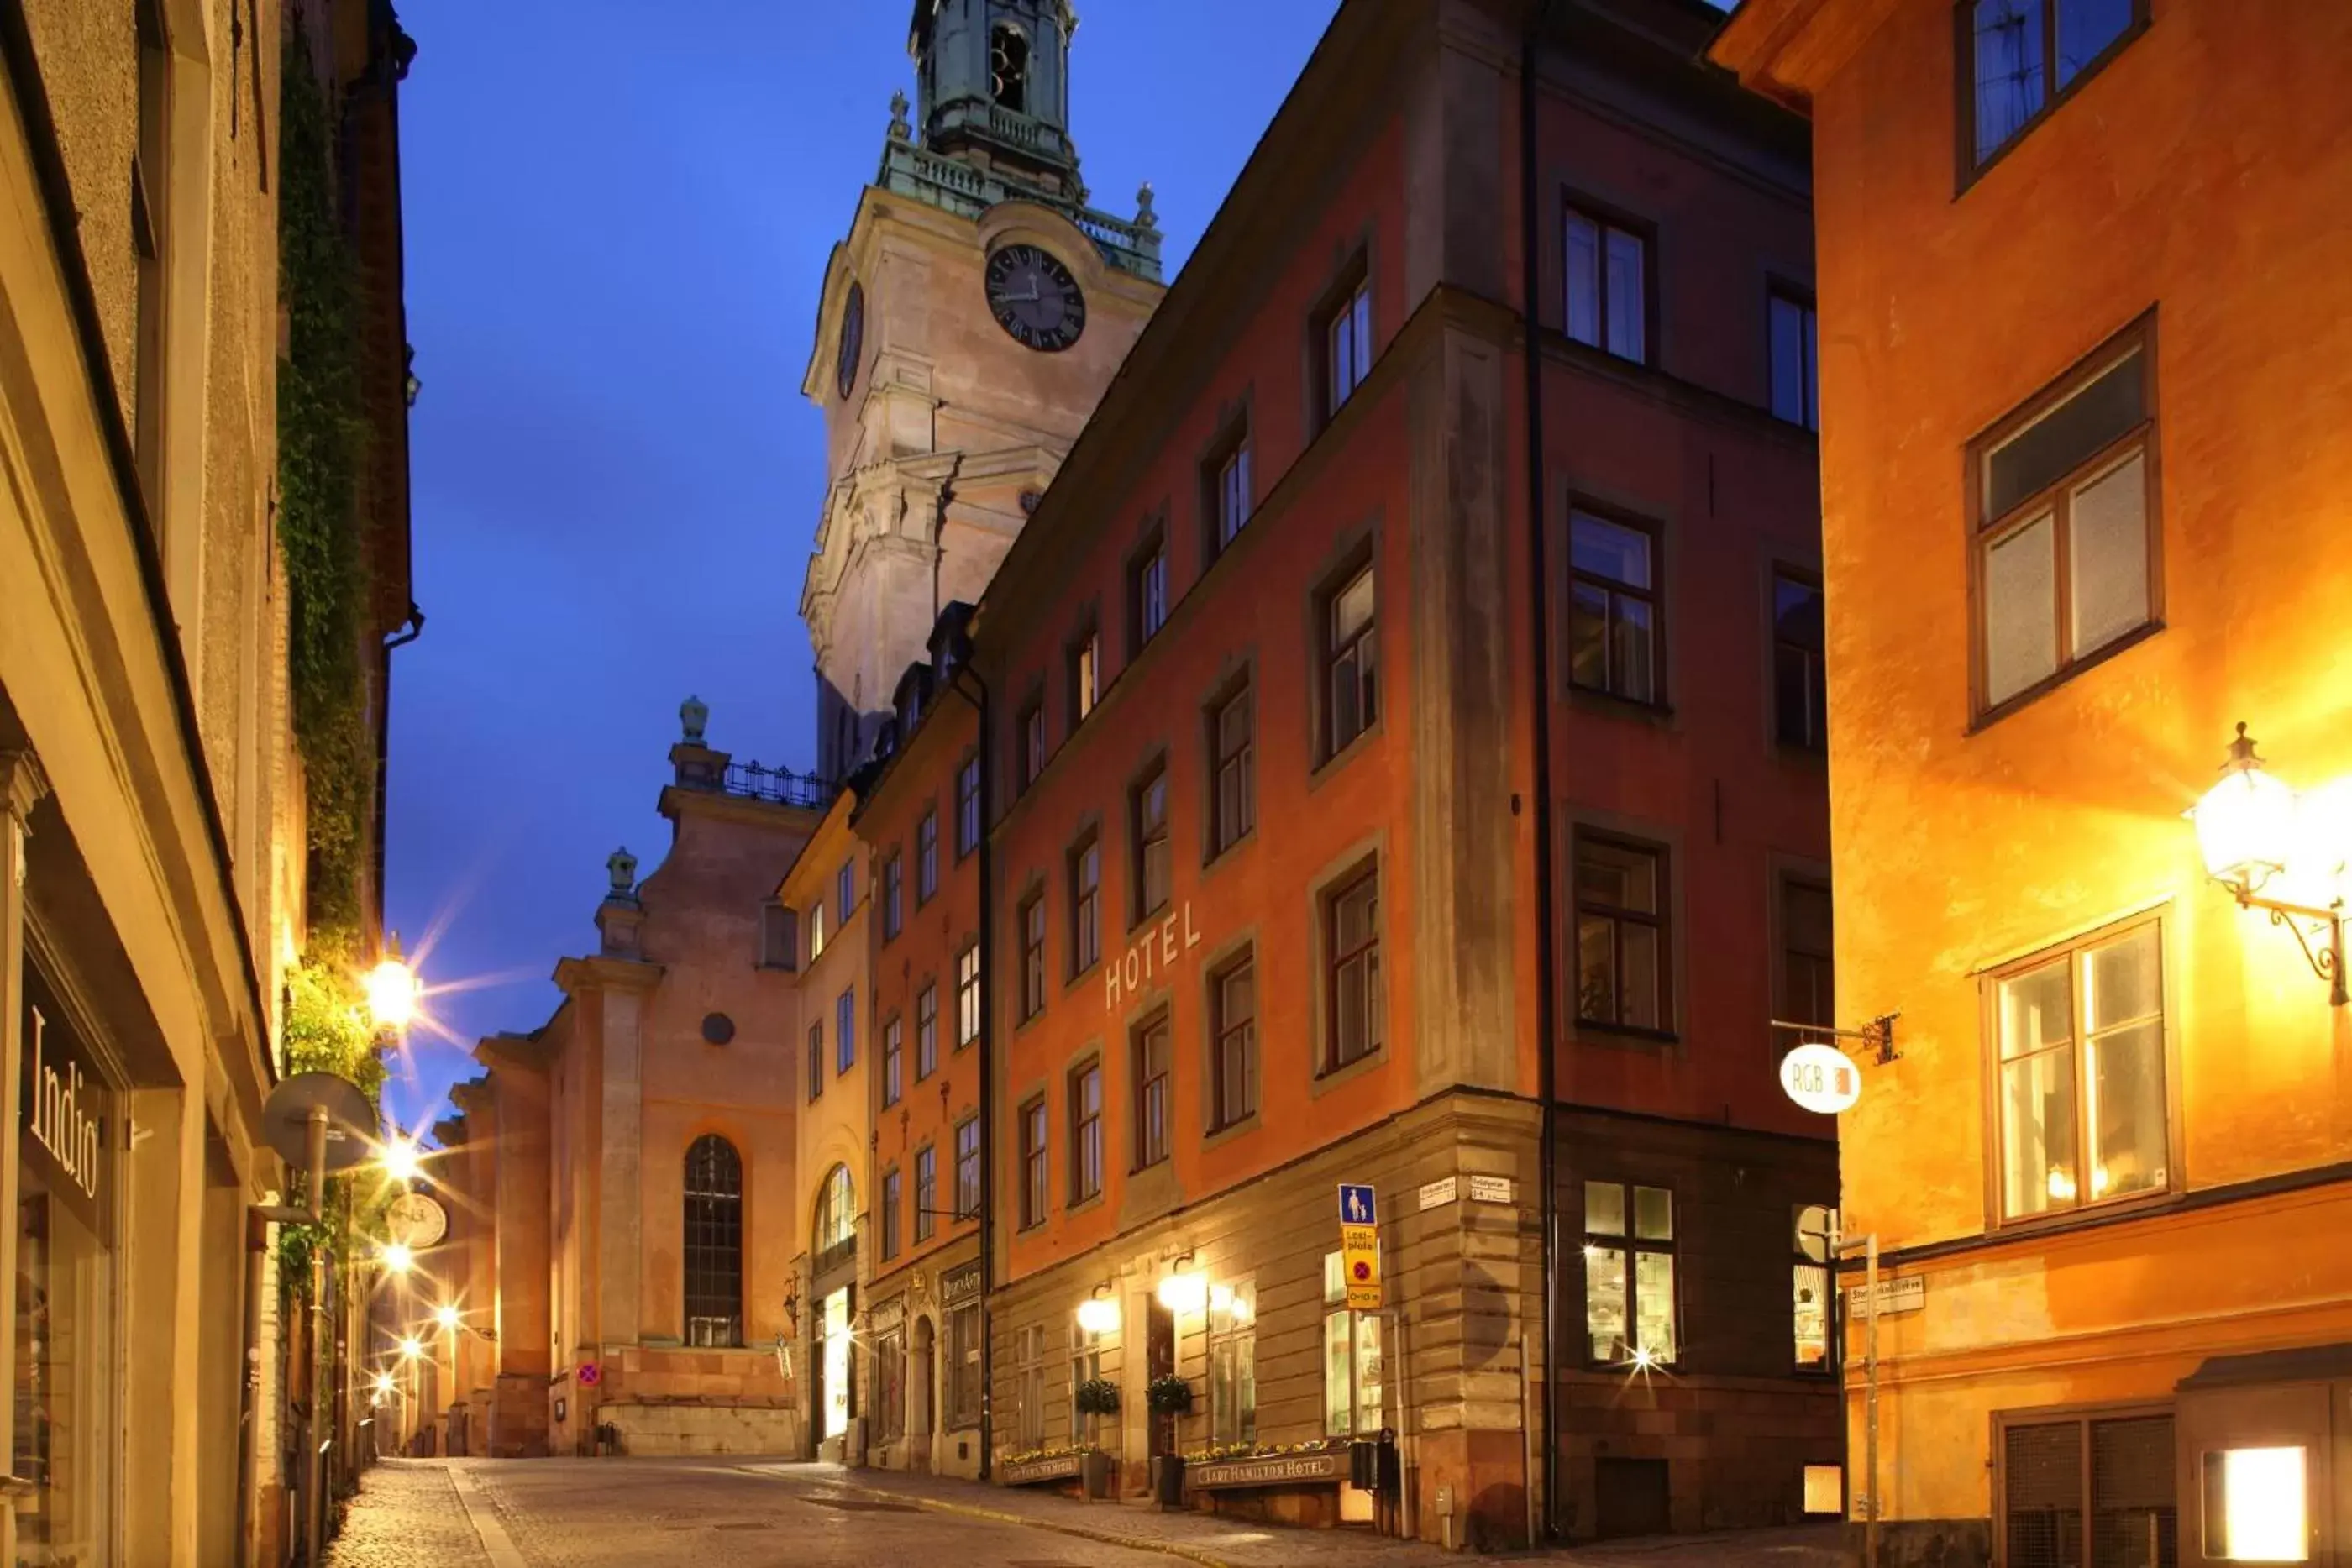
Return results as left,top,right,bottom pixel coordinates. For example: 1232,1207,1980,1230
277,29,373,953
275,956,396,1293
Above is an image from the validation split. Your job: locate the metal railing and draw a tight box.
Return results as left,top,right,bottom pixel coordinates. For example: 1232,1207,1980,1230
721,761,834,810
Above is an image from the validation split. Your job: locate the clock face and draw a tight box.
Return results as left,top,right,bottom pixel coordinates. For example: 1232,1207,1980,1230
985,244,1086,353
837,281,865,400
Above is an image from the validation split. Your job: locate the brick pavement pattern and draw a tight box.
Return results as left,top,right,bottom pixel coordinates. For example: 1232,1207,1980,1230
323,1459,492,1568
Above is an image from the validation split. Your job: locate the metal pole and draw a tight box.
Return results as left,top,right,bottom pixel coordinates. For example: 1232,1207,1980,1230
1864,1234,1881,1568
303,1108,328,1568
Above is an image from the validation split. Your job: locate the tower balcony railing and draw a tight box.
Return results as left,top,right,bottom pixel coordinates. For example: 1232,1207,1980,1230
878,136,1163,281
720,760,836,810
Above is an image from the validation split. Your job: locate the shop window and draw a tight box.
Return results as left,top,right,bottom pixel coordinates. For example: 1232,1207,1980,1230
1210,952,1257,1132
1208,1279,1257,1445
914,1146,937,1243
1321,1254,1384,1438
916,983,939,1080
1018,1098,1048,1230
1133,763,1171,922
947,1303,983,1429
1774,570,1827,750
1992,917,2166,1222
1999,1410,2176,1568
1966,0,2144,171
957,755,982,857
1793,1208,1831,1371
1133,1012,1172,1168
1070,1062,1103,1204
1070,1321,1106,1443
917,809,939,903
874,1323,906,1444
954,1116,981,1222
1210,679,1254,856
1567,509,1662,705
1320,559,1378,759
1573,831,1671,1033
16,977,120,1565
1020,894,1047,1020
1070,833,1101,975
881,1017,904,1109
879,1167,902,1261
1325,864,1383,1071
1584,1180,1676,1366
957,943,983,1046
2202,1445,2303,1563
1973,329,2155,716
665,1152,740,1329
1012,1322,1048,1449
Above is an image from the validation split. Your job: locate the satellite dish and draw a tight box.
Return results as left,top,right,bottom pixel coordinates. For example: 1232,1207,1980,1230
260,1072,381,1174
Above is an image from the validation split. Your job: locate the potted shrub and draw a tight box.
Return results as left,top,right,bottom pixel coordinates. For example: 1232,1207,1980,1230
1145,1377,1194,1507
1074,1379,1121,1497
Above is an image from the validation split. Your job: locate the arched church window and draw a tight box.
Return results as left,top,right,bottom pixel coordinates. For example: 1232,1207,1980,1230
684,1135,743,1347
990,24,1029,114
814,1163,858,1273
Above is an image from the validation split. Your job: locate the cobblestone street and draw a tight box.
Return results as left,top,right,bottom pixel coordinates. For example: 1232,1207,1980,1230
324,1457,1852,1568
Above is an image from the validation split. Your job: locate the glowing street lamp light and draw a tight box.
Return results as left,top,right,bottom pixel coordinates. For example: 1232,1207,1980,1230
433,1303,463,1335
379,1242,414,1276
2189,723,2348,1005
378,1135,422,1186
396,1335,423,1361
1075,1295,1120,1335
372,1371,397,1398
364,936,421,1033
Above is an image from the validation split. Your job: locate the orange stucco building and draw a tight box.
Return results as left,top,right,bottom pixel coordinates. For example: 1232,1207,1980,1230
1711,2,2352,1565
824,0,1841,1546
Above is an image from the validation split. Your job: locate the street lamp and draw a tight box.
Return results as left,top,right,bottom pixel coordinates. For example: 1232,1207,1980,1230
378,1134,422,1186
1075,1290,1120,1335
396,1335,423,1362
365,936,420,1033
379,1242,414,1276
432,1303,462,1335
2190,723,2348,1005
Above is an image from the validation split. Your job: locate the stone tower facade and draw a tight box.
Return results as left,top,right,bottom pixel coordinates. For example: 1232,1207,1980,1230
800,2,1164,782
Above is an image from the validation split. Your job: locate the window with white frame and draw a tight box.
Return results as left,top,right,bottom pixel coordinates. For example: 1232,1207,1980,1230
1584,1180,1676,1365
1324,269,1373,417
1208,1278,1257,1445
1769,290,1819,430
1564,203,1646,362
1321,1253,1384,1438
957,943,982,1046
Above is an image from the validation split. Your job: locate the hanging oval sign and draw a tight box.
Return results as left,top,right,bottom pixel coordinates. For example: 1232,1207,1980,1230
1780,1041,1862,1114
384,1191,449,1250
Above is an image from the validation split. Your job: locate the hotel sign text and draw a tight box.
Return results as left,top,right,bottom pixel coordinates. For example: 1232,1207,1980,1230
1103,900,1205,1011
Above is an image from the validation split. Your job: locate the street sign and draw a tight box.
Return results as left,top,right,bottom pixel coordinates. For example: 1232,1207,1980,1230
1338,1183,1381,1310
1468,1175,1514,1205
1418,1177,1458,1211
1844,1275,1924,1315
577,1361,601,1387
1781,1041,1862,1114
1794,1204,1838,1264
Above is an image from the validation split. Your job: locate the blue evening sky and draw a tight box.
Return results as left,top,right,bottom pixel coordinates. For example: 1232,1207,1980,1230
380,2,1347,1138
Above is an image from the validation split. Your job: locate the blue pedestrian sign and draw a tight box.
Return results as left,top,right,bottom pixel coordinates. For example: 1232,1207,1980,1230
1338,1184,1377,1226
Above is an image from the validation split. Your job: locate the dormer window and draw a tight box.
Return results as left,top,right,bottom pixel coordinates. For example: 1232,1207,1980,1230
990,24,1029,113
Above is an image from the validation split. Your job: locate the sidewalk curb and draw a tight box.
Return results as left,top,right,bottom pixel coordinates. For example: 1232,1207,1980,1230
447,1463,530,1568
736,1466,1240,1568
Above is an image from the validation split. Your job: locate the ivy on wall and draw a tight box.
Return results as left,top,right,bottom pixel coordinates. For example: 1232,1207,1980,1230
277,30,372,955
276,955,395,1293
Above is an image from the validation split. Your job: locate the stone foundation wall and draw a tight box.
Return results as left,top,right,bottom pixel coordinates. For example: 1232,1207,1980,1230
598,1400,799,1456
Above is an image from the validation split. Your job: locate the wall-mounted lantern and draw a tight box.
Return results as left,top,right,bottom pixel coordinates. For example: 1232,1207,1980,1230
2189,723,2348,1005
1075,1285,1120,1336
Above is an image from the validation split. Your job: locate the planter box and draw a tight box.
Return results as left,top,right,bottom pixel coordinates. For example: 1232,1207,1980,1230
998,1453,1085,1487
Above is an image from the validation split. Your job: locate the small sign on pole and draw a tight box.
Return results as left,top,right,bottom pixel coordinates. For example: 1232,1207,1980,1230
1781,1042,1863,1114
1337,1183,1381,1310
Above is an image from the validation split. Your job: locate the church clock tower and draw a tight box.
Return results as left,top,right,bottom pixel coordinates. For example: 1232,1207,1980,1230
801,1,1164,782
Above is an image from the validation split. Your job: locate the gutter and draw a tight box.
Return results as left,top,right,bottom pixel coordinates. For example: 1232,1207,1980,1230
1519,11,1565,1542
945,653,994,1481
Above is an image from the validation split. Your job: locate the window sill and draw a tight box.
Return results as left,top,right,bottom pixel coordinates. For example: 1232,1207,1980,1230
1562,684,1674,725
1066,1190,1107,1219
1128,1155,1173,1179
1967,621,2163,734
1066,958,1104,994
1310,721,1383,790
1311,1045,1389,1099
1127,901,1174,939
1570,1020,1680,1049
1988,1183,2179,1241
1202,1111,1262,1151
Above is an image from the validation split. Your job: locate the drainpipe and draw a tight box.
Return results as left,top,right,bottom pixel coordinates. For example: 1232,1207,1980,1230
944,654,993,1482
373,606,425,942
1518,12,1565,1544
